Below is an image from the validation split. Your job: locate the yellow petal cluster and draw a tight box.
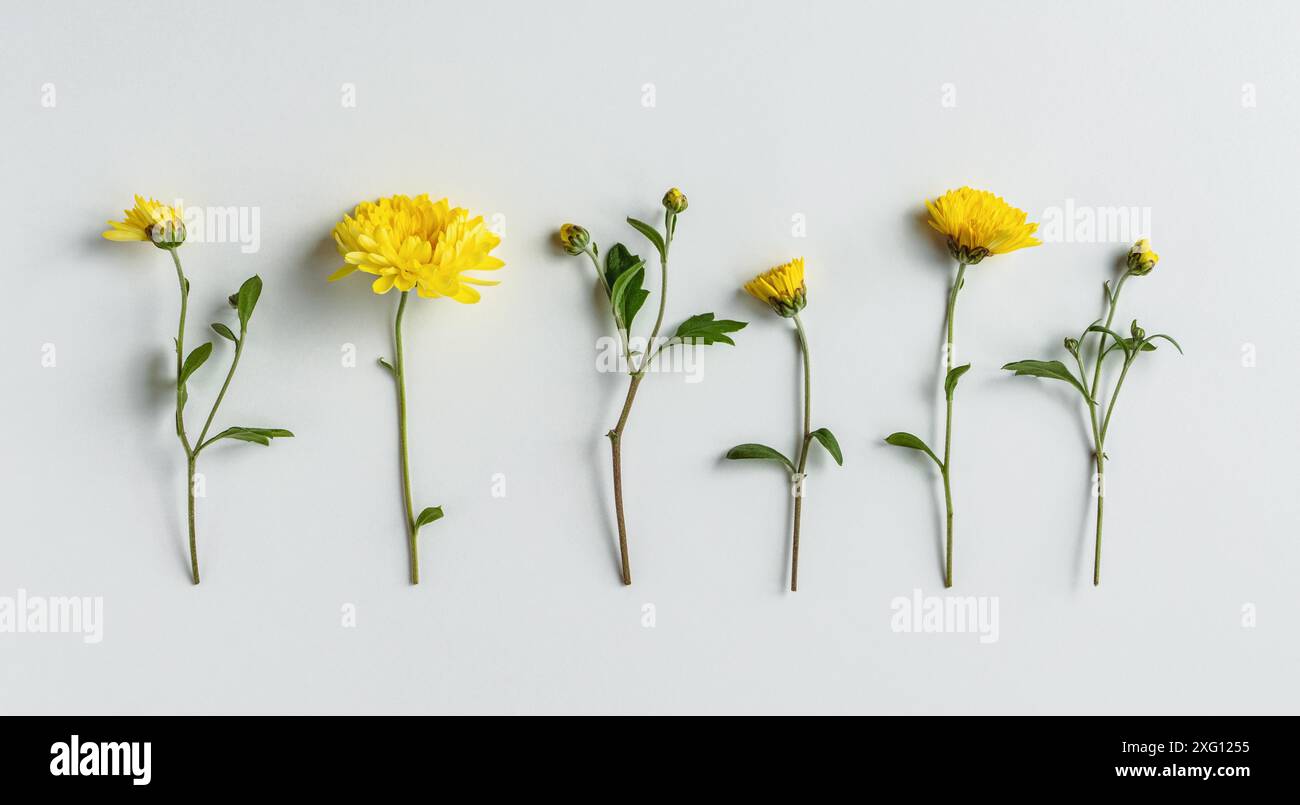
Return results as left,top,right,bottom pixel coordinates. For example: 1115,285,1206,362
744,257,807,317
925,187,1040,260
1127,238,1159,275
330,194,504,303
102,195,184,243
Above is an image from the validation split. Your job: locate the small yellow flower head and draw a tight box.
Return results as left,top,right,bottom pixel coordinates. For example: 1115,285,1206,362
744,257,807,318
1127,238,1159,276
662,187,688,214
926,186,1040,265
330,194,504,303
103,195,186,250
558,223,590,255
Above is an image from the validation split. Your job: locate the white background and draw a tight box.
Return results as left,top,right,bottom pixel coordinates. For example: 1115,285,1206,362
2,0,1296,714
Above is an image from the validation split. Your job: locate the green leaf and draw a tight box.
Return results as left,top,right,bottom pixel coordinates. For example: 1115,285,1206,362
236,275,263,329
609,262,649,333
944,364,971,398
725,443,795,474
809,428,843,466
885,432,941,467
1145,333,1183,354
205,426,294,448
673,313,748,346
603,243,644,297
1001,359,1090,400
210,322,238,342
415,506,444,528
625,217,666,261
377,357,395,374
179,342,213,385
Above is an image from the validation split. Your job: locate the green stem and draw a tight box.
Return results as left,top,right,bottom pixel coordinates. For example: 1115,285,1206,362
1086,272,1130,587
940,261,967,588
393,291,419,584
196,332,246,451
187,456,198,584
169,248,199,584
790,314,812,592
639,211,674,375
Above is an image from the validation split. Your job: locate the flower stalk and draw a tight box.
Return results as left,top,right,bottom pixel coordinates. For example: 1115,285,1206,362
104,195,291,584
329,194,503,584
1004,239,1177,586
560,189,745,585
885,187,1040,588
727,258,840,591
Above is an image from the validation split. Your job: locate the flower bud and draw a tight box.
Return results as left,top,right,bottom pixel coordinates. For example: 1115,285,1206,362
662,187,688,214
1126,238,1159,276
1064,337,1080,356
149,219,186,250
1130,319,1145,341
558,223,590,255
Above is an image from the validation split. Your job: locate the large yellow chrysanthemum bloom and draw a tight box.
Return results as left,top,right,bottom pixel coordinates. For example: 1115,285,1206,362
329,194,504,303
103,195,185,246
744,257,807,318
925,187,1040,263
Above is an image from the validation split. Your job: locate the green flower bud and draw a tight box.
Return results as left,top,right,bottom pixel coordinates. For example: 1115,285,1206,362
558,223,590,256
1064,337,1080,356
662,187,688,214
1130,320,1145,341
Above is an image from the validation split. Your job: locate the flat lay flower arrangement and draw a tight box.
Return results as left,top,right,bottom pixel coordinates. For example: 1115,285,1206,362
105,196,293,584
103,185,1177,591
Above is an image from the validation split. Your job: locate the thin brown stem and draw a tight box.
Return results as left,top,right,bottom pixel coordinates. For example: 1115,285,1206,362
608,373,644,585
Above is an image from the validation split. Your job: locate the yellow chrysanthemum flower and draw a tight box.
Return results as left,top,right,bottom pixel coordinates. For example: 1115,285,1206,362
744,257,807,317
103,195,185,247
1127,238,1159,275
925,187,1040,264
330,194,504,303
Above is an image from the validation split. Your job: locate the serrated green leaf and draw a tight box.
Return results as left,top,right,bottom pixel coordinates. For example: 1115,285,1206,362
673,313,747,346
944,364,971,398
725,443,795,473
210,322,237,342
625,217,665,261
885,432,941,467
1001,359,1090,400
236,275,263,329
415,506,444,528
809,428,843,466
179,342,213,385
